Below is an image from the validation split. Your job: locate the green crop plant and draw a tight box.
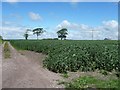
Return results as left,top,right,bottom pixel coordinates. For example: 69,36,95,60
10,40,119,73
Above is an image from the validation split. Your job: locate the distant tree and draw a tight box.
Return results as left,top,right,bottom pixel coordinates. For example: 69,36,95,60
57,28,68,40
53,38,58,40
33,28,44,40
24,29,31,40
104,38,111,40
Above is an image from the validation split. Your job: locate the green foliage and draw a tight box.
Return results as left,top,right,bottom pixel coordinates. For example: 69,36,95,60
0,35,2,40
10,40,119,73
57,28,68,40
0,35,3,43
24,33,29,40
0,40,2,44
4,42,10,58
66,76,118,89
33,28,44,40
24,29,31,40
99,70,108,75
61,73,69,78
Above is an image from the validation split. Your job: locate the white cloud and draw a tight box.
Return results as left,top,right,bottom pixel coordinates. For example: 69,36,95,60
29,12,42,21
27,31,57,39
91,20,118,40
56,20,70,29
1,20,56,40
41,31,57,39
28,31,33,35
2,27,24,32
2,21,12,26
55,20,118,40
102,20,118,29
1,20,118,40
2,26,25,39
56,20,89,31
56,20,95,40
1,20,29,39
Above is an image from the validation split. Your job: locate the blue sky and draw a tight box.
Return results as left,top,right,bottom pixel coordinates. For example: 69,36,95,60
1,2,118,40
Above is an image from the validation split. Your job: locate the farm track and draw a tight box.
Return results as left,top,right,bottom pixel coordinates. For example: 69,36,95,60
2,42,64,88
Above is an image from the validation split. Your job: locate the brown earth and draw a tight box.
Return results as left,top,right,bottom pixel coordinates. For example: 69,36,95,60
2,42,64,88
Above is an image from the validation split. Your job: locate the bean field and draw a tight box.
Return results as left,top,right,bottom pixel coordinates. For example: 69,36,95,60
10,40,119,73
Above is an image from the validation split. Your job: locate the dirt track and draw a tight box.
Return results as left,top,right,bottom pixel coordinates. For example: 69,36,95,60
2,42,64,88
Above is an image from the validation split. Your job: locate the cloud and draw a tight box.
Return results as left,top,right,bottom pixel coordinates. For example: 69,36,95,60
2,26,25,39
55,20,118,40
29,12,42,21
40,31,57,39
2,26,24,33
55,20,95,40
90,20,118,40
102,20,118,29
2,20,26,29
1,19,118,40
2,21,12,26
56,20,89,31
1,20,29,39
56,20,70,29
25,30,57,39
1,20,57,40
3,14,23,24
28,31,33,35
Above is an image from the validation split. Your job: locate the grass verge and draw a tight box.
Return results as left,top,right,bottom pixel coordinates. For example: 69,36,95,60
61,73,69,78
0,40,2,44
65,76,119,89
4,42,11,58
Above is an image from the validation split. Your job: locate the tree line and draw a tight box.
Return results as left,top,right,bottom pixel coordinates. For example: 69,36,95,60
24,28,68,40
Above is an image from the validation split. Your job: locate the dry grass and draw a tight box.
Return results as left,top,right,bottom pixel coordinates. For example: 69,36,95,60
4,42,11,59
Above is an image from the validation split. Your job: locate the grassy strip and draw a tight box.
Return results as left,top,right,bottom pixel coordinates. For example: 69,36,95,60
4,42,11,58
65,76,119,89
0,40,2,44
61,73,69,78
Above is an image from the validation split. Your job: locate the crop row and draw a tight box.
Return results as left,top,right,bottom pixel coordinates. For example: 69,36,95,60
10,40,119,73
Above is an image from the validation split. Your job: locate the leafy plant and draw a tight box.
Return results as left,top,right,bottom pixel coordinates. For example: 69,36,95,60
4,42,11,58
66,76,118,89
10,40,118,73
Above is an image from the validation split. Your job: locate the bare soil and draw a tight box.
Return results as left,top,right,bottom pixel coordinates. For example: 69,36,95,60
2,42,64,88
64,71,117,83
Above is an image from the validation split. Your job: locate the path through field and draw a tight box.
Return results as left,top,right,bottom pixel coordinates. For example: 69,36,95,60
2,42,64,88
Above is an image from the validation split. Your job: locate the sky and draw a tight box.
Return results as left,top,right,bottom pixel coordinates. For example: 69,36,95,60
1,1,118,40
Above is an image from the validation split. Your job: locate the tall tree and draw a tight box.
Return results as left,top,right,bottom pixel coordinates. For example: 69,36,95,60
24,29,31,40
57,28,68,40
33,28,44,40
